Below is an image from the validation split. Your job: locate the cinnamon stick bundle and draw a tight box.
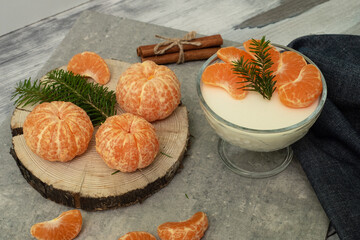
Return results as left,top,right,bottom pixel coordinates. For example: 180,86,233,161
141,47,220,65
137,34,223,57
137,34,223,64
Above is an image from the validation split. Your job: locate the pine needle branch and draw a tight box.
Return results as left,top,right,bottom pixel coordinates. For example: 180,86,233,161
11,69,117,126
232,36,276,100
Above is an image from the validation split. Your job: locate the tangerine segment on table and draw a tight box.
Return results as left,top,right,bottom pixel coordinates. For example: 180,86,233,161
217,46,254,64
201,62,247,100
116,60,181,122
243,39,280,73
67,51,110,85
23,101,94,162
30,209,82,240
118,231,157,240
95,113,159,172
274,51,307,86
278,64,322,108
157,212,209,240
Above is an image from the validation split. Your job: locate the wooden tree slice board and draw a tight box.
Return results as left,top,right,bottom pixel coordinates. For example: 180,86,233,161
10,59,189,211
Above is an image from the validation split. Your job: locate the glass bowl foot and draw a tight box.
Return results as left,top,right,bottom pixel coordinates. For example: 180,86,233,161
218,138,293,178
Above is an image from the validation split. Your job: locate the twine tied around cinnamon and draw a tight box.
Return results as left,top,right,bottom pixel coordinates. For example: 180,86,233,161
153,31,202,64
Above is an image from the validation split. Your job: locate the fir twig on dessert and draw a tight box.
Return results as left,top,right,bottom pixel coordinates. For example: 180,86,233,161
11,69,117,126
232,36,276,100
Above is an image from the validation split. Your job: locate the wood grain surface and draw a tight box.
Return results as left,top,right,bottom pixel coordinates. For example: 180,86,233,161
10,59,189,211
1,0,359,124
1,0,360,239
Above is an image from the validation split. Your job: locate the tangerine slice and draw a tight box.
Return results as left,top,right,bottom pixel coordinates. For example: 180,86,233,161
67,51,110,85
118,231,157,240
23,101,94,162
201,62,247,100
274,51,307,86
278,64,322,108
116,60,181,122
243,39,280,73
30,209,82,240
95,113,159,172
217,46,253,64
157,212,209,240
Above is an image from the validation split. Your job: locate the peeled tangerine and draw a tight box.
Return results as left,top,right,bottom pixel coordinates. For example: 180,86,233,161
95,113,159,172
30,209,82,240
116,60,181,122
158,212,209,240
201,62,247,100
118,231,157,240
23,101,93,162
278,64,322,108
67,51,110,85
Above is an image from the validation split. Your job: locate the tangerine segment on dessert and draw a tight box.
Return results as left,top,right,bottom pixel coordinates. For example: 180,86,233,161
118,231,157,240
30,209,82,240
201,62,248,100
157,212,209,240
274,51,307,87
23,101,94,162
116,60,181,122
217,46,254,64
243,39,280,73
278,64,322,108
95,113,159,172
67,51,110,85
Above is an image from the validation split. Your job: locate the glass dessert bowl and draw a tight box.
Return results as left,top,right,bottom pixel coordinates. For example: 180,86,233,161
196,44,327,178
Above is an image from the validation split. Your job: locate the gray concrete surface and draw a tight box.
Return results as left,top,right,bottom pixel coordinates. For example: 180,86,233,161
1,11,329,239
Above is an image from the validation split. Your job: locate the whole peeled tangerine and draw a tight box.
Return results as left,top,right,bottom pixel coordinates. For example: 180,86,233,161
95,113,159,172
116,60,181,122
23,101,94,162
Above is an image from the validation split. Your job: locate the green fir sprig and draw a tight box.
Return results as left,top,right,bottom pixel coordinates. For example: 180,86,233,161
11,69,117,126
232,36,276,100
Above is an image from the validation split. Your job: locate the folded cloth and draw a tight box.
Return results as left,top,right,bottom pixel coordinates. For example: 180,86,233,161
288,35,360,240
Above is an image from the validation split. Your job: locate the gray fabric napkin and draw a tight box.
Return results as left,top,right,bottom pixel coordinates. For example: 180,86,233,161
288,34,360,240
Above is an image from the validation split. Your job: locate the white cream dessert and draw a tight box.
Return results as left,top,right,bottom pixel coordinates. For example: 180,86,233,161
201,84,319,130
198,40,325,152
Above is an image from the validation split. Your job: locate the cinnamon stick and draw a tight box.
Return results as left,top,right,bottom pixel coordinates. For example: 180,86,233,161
141,47,220,65
137,34,223,57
